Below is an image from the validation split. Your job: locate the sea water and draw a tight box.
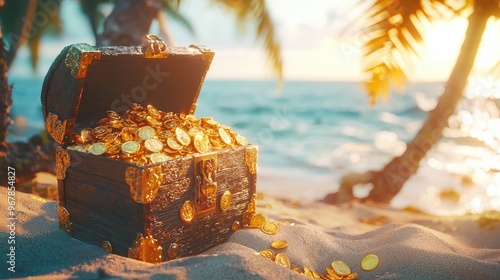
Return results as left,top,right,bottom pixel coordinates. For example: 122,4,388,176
7,78,500,216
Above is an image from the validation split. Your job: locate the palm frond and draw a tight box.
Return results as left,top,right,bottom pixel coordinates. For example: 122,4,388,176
1,0,63,69
27,0,63,70
162,1,195,35
79,0,113,40
212,0,283,83
359,0,470,104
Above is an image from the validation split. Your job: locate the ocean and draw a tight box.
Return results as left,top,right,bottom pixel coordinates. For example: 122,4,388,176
7,77,500,216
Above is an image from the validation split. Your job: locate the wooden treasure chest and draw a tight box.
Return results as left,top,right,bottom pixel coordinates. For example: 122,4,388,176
41,35,258,263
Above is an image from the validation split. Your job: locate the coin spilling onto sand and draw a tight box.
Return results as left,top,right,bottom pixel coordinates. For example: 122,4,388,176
260,221,278,235
274,253,291,268
259,249,275,260
361,254,379,271
271,240,289,249
331,260,351,276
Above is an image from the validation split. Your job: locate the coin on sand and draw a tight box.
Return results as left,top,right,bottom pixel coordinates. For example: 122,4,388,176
260,221,278,235
361,254,379,271
89,142,106,155
249,213,267,228
137,126,156,140
274,253,290,268
271,240,289,249
122,141,141,154
331,260,351,276
259,249,275,260
144,138,164,153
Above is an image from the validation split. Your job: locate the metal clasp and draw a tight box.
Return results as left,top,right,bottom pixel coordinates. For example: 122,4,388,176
145,34,168,58
193,152,217,218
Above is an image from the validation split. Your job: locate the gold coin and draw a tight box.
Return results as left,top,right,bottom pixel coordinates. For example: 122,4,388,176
130,103,143,111
89,142,106,155
345,273,359,279
218,127,233,145
137,126,156,140
250,213,267,228
167,137,183,150
292,268,302,274
122,141,141,154
180,200,195,222
331,260,351,276
185,114,200,123
107,110,121,120
274,253,290,268
259,249,275,260
67,145,86,152
146,104,162,119
175,127,191,146
157,130,175,139
188,126,203,137
92,126,109,139
220,190,232,211
144,138,164,153
312,271,321,279
271,240,289,249
102,132,119,144
121,127,136,142
261,221,278,235
150,153,170,164
146,115,163,127
193,133,210,153
235,134,249,146
123,118,137,129
80,128,93,143
303,267,313,277
106,145,121,156
361,254,379,271
325,271,343,280
163,117,181,129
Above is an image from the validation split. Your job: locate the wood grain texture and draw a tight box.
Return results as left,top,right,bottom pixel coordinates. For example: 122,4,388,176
58,145,257,261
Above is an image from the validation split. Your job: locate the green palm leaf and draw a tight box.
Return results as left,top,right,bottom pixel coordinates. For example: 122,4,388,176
359,0,473,104
211,0,283,83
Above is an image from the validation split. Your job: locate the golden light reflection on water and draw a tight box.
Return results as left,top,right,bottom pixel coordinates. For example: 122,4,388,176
448,77,500,214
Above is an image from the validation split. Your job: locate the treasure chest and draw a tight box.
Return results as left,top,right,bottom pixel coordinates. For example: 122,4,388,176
41,36,258,263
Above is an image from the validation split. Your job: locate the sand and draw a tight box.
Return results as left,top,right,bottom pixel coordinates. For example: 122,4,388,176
1,187,499,279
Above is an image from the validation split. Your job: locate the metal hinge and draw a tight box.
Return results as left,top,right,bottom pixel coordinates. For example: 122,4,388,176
145,34,168,58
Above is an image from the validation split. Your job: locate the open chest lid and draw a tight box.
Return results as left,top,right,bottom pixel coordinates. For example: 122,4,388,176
41,36,214,146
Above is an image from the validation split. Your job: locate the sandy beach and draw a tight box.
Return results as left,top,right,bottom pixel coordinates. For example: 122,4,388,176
1,183,499,280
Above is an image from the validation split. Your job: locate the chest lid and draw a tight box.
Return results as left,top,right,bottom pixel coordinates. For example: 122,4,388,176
41,36,214,146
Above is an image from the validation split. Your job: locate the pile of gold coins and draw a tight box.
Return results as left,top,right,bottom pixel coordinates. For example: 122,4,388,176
67,103,249,165
249,212,379,279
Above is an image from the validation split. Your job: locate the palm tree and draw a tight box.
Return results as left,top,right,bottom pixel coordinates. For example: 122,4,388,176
325,0,500,204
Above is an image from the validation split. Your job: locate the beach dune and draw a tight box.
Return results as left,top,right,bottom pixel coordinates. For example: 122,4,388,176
1,187,499,279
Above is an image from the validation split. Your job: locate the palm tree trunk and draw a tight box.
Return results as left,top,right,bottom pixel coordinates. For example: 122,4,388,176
97,0,161,46
0,39,12,145
364,4,492,203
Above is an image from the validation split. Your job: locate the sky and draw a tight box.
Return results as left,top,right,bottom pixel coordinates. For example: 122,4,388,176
9,0,500,82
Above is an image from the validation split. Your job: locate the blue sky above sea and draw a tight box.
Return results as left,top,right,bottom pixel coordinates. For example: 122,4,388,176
9,0,500,82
